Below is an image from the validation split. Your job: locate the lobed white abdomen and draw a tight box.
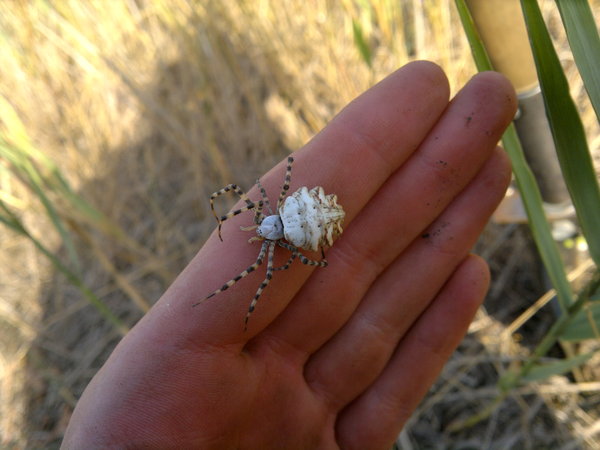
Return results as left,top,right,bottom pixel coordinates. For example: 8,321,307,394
279,186,345,252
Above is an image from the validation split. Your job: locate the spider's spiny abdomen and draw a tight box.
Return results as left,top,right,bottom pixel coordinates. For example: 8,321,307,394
279,186,345,252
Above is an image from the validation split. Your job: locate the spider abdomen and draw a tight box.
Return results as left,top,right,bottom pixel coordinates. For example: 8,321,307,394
280,186,345,252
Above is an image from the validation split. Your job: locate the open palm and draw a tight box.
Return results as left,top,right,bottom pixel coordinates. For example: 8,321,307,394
62,62,516,450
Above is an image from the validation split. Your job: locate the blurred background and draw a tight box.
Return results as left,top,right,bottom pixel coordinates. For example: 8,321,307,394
0,0,598,448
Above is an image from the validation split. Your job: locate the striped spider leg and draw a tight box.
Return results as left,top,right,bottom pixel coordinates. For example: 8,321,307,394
276,241,328,268
193,239,271,326
210,184,265,240
276,156,293,210
241,241,327,330
244,240,276,330
256,178,273,215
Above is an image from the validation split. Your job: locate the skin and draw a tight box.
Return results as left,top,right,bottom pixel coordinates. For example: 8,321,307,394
62,61,516,449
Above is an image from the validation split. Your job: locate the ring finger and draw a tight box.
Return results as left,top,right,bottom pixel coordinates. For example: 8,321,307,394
303,146,511,410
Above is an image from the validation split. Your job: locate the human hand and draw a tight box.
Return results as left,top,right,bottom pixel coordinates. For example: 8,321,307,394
62,61,516,449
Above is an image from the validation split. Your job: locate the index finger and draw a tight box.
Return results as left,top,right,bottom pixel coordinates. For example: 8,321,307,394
140,61,451,347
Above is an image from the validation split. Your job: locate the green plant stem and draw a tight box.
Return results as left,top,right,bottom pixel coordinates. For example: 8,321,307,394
516,270,600,380
0,201,128,336
501,126,573,313
454,0,494,71
455,270,600,430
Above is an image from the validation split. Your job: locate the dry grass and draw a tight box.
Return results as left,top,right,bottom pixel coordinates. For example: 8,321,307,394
0,0,598,448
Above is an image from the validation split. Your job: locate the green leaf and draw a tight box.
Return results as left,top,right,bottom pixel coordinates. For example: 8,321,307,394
0,139,80,268
521,351,596,383
456,0,573,312
352,18,373,68
502,125,573,311
521,0,600,269
556,0,600,119
0,198,25,232
455,0,494,71
561,294,600,341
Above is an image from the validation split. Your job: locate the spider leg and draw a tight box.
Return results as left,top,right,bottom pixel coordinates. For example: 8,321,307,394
192,240,270,306
256,178,273,216
278,241,328,267
245,240,276,330
210,184,263,241
276,156,294,211
298,253,328,267
273,250,297,271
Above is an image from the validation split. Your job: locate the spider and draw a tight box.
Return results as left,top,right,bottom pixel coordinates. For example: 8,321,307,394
194,156,345,330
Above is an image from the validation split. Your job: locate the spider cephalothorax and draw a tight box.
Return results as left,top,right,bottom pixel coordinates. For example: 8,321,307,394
194,156,345,329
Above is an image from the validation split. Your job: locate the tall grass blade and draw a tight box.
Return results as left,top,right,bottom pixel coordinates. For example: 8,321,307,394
521,0,600,269
0,95,165,283
0,96,106,227
521,350,596,382
0,139,80,268
456,0,573,312
0,199,128,335
0,97,81,266
555,0,600,119
454,0,493,71
561,292,600,341
352,19,373,68
501,126,573,312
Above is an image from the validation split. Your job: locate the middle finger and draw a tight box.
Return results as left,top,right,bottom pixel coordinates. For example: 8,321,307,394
258,72,515,359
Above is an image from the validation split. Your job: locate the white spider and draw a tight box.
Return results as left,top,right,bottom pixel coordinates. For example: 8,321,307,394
194,156,345,329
